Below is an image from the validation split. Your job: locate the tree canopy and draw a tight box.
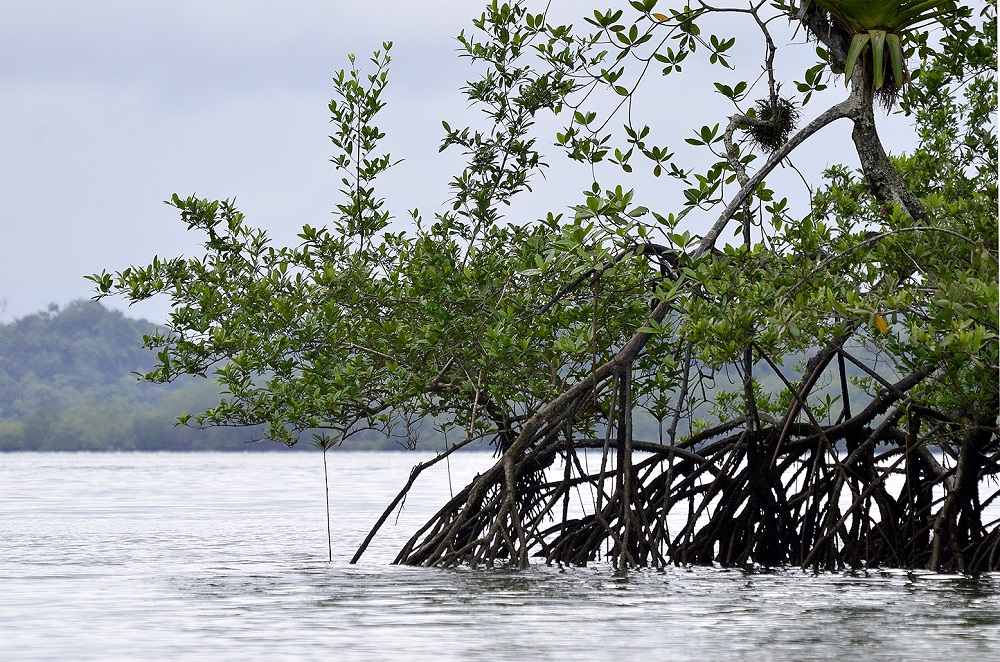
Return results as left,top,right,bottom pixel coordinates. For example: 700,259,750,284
92,0,997,572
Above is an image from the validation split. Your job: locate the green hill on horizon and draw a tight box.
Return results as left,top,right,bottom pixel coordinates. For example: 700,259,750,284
0,300,457,452
0,300,286,451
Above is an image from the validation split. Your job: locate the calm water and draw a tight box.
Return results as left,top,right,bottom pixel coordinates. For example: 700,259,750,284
1,452,998,660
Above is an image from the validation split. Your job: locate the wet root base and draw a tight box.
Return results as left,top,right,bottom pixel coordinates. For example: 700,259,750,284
355,372,999,573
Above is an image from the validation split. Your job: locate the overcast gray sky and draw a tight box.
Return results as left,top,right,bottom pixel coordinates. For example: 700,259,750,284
0,1,918,324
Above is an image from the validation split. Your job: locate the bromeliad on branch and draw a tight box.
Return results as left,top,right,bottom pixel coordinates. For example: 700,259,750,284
804,0,960,92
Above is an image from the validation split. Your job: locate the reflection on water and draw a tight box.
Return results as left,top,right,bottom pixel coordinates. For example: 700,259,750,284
1,452,998,661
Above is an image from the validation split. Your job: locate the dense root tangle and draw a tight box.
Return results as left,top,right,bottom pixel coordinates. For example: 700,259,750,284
357,353,999,573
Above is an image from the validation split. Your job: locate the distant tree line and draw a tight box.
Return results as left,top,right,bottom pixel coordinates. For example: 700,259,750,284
0,300,412,451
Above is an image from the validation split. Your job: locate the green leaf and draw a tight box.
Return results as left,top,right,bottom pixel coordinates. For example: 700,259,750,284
870,30,887,89
886,33,904,87
844,32,871,83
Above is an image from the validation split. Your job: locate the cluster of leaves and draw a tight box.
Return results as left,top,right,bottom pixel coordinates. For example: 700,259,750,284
90,21,655,447
675,0,997,436
90,0,995,454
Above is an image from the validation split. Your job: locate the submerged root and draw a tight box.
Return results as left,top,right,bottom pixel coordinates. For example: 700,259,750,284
385,429,998,572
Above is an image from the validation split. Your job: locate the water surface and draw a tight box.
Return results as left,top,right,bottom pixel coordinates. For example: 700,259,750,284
1,452,997,660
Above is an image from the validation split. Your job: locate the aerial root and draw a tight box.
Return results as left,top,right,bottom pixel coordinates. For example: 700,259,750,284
377,417,997,572
353,370,997,573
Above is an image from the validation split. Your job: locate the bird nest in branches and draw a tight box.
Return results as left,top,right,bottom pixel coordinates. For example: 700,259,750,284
745,96,801,153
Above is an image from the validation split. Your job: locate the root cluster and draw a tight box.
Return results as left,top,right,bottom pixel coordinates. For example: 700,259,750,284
355,353,1000,574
